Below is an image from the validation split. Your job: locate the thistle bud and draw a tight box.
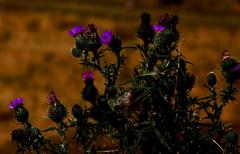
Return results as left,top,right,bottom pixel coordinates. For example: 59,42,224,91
141,12,151,25
154,29,178,45
87,36,101,52
85,24,101,51
158,13,179,31
82,71,98,102
48,103,67,123
75,35,87,51
109,36,122,54
15,106,29,123
220,56,239,82
82,84,98,102
8,98,29,123
47,91,67,123
153,29,179,55
207,72,217,86
137,12,154,43
71,47,82,58
220,57,238,71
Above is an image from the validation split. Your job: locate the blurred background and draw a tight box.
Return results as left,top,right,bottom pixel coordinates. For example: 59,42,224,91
0,0,239,153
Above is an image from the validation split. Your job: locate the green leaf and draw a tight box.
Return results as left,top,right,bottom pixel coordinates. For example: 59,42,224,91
154,128,172,152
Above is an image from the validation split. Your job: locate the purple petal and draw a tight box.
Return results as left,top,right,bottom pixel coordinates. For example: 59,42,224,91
69,25,85,37
82,71,94,81
152,24,165,32
8,97,24,109
230,63,240,73
8,103,14,109
100,31,112,45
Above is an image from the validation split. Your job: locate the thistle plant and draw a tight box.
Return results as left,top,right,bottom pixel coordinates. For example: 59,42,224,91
9,98,46,153
10,13,240,154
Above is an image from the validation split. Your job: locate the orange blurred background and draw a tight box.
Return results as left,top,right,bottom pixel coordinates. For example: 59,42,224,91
0,0,239,153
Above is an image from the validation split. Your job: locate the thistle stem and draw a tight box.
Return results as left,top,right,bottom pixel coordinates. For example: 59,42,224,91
58,122,67,154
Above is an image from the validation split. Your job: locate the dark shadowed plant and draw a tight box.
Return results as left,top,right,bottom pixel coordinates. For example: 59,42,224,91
10,13,240,154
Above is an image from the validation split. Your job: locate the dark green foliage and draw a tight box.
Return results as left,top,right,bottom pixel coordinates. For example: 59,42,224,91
11,12,240,154
12,127,46,153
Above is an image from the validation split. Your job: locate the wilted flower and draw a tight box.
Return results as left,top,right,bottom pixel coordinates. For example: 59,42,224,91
69,25,85,37
48,91,59,105
159,13,179,30
117,92,133,107
221,50,231,60
100,31,113,45
8,98,24,109
152,24,165,32
82,71,94,82
86,24,98,35
47,92,67,123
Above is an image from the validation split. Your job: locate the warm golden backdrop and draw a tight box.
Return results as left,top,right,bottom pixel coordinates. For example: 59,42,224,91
0,0,239,153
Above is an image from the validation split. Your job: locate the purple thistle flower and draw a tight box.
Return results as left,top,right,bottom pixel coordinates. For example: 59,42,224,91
69,25,85,37
230,63,240,74
8,98,24,109
82,71,94,82
100,31,113,45
152,24,165,32
48,91,59,105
